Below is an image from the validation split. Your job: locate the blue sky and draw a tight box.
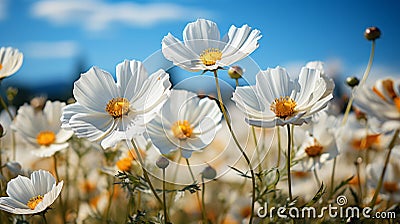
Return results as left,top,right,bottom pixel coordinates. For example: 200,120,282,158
1,0,400,94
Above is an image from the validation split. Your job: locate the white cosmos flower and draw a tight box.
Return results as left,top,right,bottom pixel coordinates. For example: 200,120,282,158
354,78,400,130
146,89,222,158
293,113,339,171
61,60,171,149
232,65,334,128
12,101,74,157
0,170,63,214
162,19,261,72
0,47,23,79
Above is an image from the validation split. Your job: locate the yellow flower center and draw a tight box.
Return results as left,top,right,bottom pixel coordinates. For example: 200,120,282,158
270,97,297,118
383,181,398,193
36,131,56,146
106,97,130,118
171,120,193,140
116,157,133,172
200,48,222,66
0,64,3,70
27,195,44,210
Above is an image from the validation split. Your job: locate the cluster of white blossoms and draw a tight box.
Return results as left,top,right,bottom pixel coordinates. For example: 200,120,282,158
0,19,399,223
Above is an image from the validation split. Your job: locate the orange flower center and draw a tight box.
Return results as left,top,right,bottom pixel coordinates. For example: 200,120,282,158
27,195,44,210
116,157,133,172
106,97,130,118
351,134,380,150
171,120,193,140
36,131,56,146
383,181,398,193
200,48,222,66
0,64,3,70
270,96,297,118
305,145,323,157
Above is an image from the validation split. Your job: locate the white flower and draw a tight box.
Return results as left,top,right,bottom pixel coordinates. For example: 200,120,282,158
12,101,74,157
293,113,339,171
0,170,63,214
354,78,400,130
0,47,23,79
232,65,334,128
146,89,222,158
61,60,171,149
162,19,261,72
366,148,400,202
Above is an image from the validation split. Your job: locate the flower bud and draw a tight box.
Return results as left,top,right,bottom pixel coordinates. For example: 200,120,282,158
228,65,243,79
346,76,360,88
364,27,381,41
30,96,47,112
156,156,169,169
202,165,216,180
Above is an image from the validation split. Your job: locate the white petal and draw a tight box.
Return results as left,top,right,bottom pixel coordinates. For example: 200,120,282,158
6,176,35,204
162,33,201,72
31,170,55,196
68,112,114,142
183,19,224,55
117,60,147,100
73,66,119,112
32,143,69,157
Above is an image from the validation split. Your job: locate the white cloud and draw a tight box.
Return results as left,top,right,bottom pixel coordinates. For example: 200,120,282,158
0,0,8,21
25,41,79,58
31,0,211,31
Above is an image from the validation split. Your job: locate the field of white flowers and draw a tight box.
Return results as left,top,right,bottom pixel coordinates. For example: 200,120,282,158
0,19,398,223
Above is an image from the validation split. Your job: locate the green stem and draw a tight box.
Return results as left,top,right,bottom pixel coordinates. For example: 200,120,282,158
313,168,321,187
105,177,115,222
286,125,293,201
369,129,399,207
42,212,48,224
251,126,262,173
277,126,281,168
185,158,204,222
213,70,255,224
185,158,196,181
201,177,207,224
162,169,169,224
130,139,163,206
355,158,363,200
330,40,377,198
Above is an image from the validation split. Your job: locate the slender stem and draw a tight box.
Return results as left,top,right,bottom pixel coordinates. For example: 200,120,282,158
286,125,293,201
235,79,239,88
185,158,204,221
355,158,363,200
277,126,281,168
213,70,255,224
53,154,60,182
330,41,377,197
105,177,115,221
41,212,48,224
162,168,169,224
185,158,196,181
369,129,399,207
0,95,13,121
359,40,376,87
130,139,163,205
201,177,207,224
251,126,262,173
313,168,321,187
329,158,337,197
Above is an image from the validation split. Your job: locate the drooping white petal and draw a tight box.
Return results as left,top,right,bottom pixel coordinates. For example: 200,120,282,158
117,60,147,100
68,112,114,142
6,176,35,204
